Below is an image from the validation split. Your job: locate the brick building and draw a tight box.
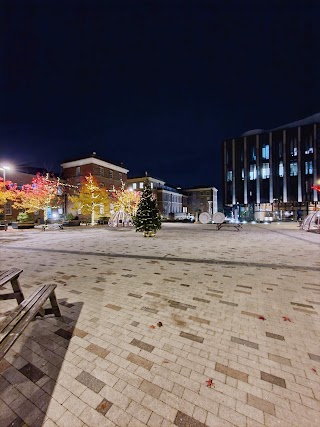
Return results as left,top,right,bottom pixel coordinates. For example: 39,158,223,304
61,153,129,218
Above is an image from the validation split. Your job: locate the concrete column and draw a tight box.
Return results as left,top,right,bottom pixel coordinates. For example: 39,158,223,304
269,132,273,203
256,135,260,204
244,137,248,205
283,130,287,202
232,139,236,205
298,127,302,202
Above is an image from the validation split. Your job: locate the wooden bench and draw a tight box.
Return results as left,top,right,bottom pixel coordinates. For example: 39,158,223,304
216,222,242,231
0,269,25,304
0,284,61,358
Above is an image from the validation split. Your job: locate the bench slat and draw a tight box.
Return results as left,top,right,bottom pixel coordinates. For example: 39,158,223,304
0,284,58,358
0,285,57,339
0,285,46,334
0,269,23,287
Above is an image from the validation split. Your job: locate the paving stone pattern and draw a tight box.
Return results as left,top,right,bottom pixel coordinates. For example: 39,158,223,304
0,222,320,426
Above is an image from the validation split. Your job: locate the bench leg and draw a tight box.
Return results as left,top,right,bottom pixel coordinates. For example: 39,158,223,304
48,291,62,317
11,278,25,304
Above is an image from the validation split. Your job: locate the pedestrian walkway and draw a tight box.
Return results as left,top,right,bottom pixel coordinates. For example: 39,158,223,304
0,223,319,427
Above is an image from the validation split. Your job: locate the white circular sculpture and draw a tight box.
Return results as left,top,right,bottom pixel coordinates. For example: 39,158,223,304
301,210,320,233
199,212,211,224
108,210,133,227
212,212,226,224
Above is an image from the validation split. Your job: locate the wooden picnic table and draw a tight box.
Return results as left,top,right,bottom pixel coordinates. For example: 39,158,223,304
0,268,25,304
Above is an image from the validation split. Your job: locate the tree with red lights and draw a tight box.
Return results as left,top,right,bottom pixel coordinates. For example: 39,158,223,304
12,173,62,222
0,177,16,213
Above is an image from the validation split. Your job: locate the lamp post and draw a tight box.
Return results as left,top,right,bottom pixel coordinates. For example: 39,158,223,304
0,166,11,223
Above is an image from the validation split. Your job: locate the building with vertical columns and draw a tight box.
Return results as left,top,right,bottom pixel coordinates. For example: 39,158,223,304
223,113,320,221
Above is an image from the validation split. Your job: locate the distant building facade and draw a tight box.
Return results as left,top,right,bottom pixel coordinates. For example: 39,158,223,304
183,187,218,217
127,176,183,218
223,113,320,221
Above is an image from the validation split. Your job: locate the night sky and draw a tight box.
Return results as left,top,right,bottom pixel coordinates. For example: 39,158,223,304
1,0,320,191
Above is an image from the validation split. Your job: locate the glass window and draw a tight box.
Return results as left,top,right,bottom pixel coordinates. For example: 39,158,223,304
305,161,313,175
262,144,269,159
132,183,137,189
252,146,256,161
99,167,104,176
279,162,284,177
100,204,104,214
139,182,143,189
290,161,298,176
151,182,153,189
99,182,104,188
261,163,270,179
119,173,122,180
76,166,80,176
249,164,257,180
226,170,232,182
241,168,244,180
109,170,113,179
5,203,12,215
290,138,298,157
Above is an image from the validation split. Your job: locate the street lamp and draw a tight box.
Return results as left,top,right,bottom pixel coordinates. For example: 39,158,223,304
0,166,11,223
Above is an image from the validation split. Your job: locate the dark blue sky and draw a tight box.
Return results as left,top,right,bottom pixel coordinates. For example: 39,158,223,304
1,0,319,189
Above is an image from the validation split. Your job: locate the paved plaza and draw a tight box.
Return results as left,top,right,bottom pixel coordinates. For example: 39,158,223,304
0,222,320,427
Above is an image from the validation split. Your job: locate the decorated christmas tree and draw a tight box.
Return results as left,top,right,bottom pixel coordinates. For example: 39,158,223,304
134,179,161,236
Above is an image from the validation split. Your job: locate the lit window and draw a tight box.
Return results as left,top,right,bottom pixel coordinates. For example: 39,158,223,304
119,173,122,180
252,146,256,161
76,166,80,176
132,183,137,189
77,208,82,214
139,182,143,189
305,161,313,175
279,162,284,177
262,144,269,160
5,203,12,215
226,171,232,182
241,169,244,180
261,163,270,179
305,147,314,154
151,182,153,189
249,164,257,180
100,204,104,214
183,206,187,213
109,170,113,179
99,167,104,176
290,161,298,176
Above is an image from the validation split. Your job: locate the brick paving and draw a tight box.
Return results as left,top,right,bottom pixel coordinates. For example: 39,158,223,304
0,222,319,427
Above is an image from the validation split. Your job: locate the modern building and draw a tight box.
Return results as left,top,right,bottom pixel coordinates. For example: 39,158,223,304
127,175,183,218
183,186,218,218
223,113,320,221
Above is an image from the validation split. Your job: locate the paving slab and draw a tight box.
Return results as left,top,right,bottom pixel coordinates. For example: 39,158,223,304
0,222,319,426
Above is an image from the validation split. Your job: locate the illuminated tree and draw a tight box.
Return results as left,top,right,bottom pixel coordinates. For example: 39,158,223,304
134,179,161,236
0,178,16,213
12,173,62,222
69,174,110,226
312,184,320,193
111,181,140,216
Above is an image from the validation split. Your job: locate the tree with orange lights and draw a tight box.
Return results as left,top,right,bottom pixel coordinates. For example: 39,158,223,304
69,174,110,225
111,181,140,216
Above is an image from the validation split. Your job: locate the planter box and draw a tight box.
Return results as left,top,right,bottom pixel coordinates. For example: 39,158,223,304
11,222,35,229
62,220,81,227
